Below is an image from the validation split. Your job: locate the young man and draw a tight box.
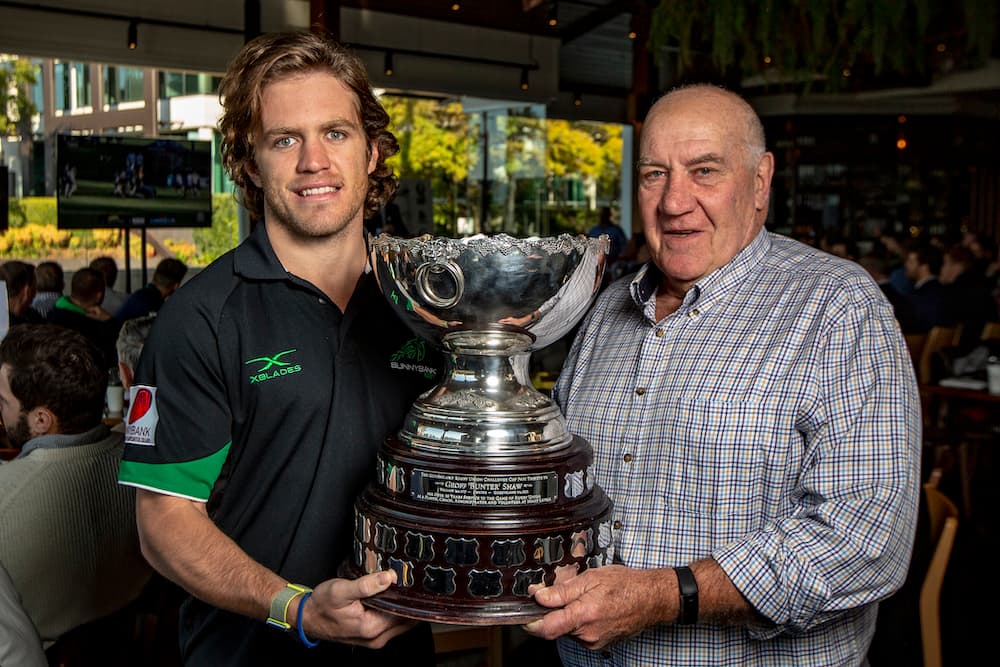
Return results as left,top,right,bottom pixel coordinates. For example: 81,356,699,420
524,85,921,666
118,31,439,666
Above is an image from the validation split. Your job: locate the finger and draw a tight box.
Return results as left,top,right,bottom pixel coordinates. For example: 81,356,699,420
552,563,580,585
327,571,397,607
523,605,582,640
533,579,581,608
363,614,419,648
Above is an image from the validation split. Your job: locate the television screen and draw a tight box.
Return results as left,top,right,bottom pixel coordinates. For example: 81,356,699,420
57,134,212,229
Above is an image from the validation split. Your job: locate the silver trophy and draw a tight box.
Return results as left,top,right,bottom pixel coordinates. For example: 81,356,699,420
344,233,614,624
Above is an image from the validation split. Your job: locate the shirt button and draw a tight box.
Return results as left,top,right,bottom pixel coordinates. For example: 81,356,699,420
635,387,646,396
654,328,664,337
689,308,700,317
623,453,632,463
613,520,622,530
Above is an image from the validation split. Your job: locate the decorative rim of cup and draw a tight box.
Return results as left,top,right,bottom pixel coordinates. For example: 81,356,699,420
371,233,609,260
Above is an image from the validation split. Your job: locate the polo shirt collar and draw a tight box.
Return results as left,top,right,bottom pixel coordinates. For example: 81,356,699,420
232,222,375,281
629,227,771,314
232,222,289,281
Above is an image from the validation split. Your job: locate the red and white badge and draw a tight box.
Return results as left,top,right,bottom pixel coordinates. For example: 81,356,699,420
125,384,158,447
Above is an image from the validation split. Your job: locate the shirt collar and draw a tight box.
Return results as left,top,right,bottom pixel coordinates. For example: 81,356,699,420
18,424,111,458
629,227,772,315
232,222,289,281
54,295,86,315
232,222,375,280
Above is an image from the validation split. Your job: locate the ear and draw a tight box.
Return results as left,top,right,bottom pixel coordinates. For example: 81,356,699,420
246,160,262,188
367,142,379,176
753,152,775,211
27,406,57,438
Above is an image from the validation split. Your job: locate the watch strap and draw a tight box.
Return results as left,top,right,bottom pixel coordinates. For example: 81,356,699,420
674,566,699,625
266,583,312,631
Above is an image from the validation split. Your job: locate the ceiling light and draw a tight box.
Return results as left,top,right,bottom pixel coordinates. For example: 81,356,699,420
520,67,529,91
384,51,394,76
127,19,137,49
573,92,582,106
547,2,558,27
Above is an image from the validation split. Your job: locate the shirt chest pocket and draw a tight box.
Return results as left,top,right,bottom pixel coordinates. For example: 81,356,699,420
649,397,793,520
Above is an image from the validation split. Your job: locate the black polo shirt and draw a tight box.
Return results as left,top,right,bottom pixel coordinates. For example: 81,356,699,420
119,223,439,666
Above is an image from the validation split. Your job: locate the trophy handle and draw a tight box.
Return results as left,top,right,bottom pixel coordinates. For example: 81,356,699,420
414,261,465,309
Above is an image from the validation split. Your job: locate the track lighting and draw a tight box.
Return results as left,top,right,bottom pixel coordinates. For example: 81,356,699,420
384,50,394,76
127,19,137,49
520,67,529,91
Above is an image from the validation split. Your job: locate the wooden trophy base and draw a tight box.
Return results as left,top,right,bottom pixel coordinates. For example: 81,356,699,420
342,434,613,625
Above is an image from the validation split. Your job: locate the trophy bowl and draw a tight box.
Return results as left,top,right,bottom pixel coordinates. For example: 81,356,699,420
342,233,614,624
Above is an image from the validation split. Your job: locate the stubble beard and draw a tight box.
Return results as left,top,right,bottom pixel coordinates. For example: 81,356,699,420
5,413,32,450
262,182,368,241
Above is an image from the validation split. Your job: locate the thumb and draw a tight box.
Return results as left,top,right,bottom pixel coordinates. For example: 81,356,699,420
328,571,397,606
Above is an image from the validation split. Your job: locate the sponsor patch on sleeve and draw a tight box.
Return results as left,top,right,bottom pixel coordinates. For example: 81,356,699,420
124,384,158,447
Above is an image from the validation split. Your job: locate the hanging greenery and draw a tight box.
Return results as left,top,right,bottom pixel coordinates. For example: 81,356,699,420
648,0,997,92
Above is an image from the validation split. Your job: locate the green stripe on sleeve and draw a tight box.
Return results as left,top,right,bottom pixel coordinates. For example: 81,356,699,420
118,442,232,501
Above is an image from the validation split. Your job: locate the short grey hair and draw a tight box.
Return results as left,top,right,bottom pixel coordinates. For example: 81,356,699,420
116,313,157,372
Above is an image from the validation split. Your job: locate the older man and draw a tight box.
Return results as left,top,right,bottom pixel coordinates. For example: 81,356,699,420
525,84,921,666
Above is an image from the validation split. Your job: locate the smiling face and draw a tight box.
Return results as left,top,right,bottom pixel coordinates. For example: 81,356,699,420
248,70,378,241
637,87,774,297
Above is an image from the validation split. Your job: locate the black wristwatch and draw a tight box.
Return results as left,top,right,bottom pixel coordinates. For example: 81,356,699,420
674,566,699,625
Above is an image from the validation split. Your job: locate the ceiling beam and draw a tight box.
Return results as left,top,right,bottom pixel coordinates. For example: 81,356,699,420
560,0,631,45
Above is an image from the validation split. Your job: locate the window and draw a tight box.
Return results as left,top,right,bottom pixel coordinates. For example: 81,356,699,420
158,71,221,98
104,66,144,107
54,61,90,111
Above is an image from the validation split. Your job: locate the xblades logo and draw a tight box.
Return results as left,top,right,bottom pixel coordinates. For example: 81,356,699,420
246,349,303,384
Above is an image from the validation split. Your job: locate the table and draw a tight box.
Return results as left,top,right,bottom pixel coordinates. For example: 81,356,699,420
919,382,1000,517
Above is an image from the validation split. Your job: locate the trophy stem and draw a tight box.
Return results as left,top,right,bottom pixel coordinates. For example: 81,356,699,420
399,329,570,454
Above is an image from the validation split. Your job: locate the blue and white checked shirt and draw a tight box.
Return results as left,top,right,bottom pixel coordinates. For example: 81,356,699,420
553,230,921,667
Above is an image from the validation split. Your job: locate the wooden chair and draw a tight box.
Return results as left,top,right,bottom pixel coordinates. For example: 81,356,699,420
980,321,1000,342
904,333,927,369
917,325,961,385
919,483,959,667
432,623,504,667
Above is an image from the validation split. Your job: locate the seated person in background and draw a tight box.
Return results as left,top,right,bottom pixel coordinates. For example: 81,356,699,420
115,257,187,323
115,314,157,406
0,324,151,652
940,243,998,354
858,253,914,328
47,267,119,371
587,206,628,263
0,261,43,326
29,261,65,319
900,242,949,334
0,562,47,667
90,256,128,316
